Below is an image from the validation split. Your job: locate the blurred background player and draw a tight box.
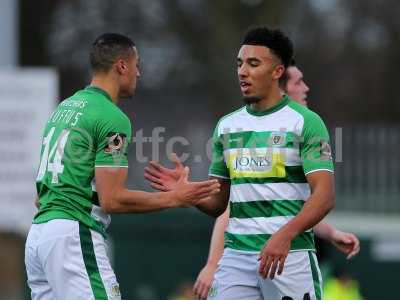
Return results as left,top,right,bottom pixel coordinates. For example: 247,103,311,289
145,26,336,299
25,33,220,300
192,59,360,299
323,268,363,300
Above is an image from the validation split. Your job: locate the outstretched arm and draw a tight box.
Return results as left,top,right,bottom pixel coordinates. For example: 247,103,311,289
314,222,360,259
96,166,220,213
193,208,229,299
144,155,230,217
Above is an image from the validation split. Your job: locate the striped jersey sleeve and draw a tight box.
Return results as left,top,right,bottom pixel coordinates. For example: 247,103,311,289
300,111,334,174
208,124,229,178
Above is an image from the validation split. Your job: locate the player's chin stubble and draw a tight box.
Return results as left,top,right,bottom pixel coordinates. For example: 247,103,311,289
242,96,262,105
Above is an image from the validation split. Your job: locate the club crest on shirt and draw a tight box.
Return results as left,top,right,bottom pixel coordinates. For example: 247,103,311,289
104,132,126,154
269,132,286,147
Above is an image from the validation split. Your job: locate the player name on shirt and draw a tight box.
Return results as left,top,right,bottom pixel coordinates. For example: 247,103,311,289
34,86,132,235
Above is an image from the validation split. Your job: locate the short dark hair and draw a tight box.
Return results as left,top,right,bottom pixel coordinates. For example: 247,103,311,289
90,33,135,73
242,26,293,68
279,58,296,89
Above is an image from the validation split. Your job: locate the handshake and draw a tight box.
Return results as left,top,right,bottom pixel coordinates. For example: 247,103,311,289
144,153,221,208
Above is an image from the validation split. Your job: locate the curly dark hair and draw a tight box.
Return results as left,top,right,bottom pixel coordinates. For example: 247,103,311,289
242,26,294,68
90,33,135,73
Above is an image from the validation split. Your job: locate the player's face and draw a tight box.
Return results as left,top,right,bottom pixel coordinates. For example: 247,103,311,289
285,66,309,107
237,45,284,104
119,47,141,98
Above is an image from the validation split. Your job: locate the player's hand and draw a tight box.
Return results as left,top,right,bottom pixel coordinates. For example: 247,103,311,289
144,153,183,191
331,230,360,259
258,231,291,279
193,263,217,299
171,166,220,207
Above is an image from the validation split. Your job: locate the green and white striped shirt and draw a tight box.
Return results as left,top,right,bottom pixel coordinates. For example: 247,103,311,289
209,95,334,252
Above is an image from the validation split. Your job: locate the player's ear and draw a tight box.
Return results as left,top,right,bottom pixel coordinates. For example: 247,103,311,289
272,65,285,81
115,59,127,75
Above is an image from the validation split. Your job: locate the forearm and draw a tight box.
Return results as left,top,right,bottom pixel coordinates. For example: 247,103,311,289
314,222,336,241
196,194,228,217
206,208,229,266
196,178,230,217
105,189,177,213
278,191,335,240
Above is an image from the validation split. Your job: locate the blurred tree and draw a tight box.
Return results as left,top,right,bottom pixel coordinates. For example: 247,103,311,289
35,0,397,122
